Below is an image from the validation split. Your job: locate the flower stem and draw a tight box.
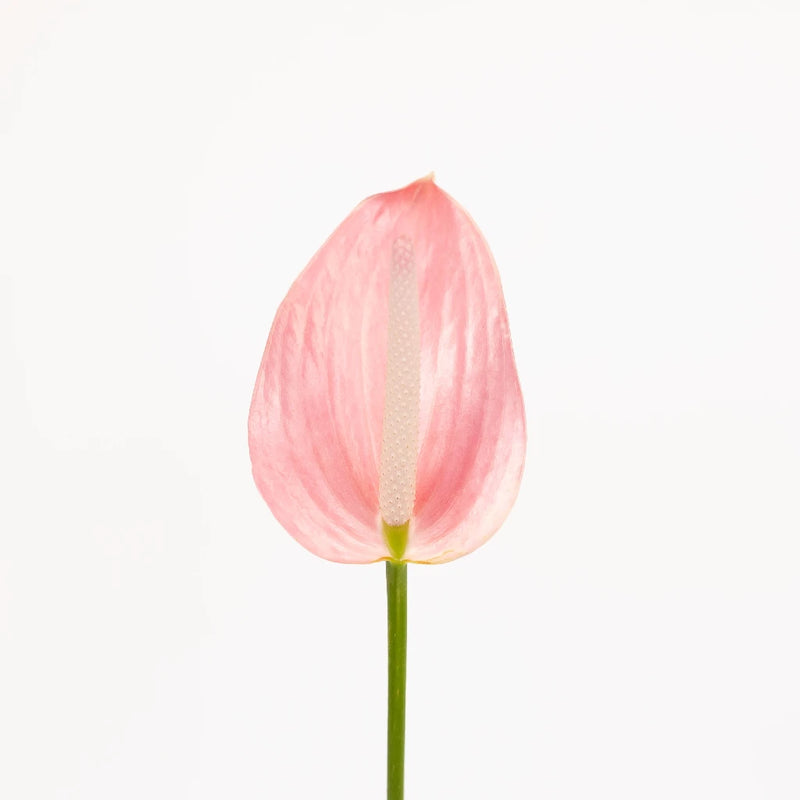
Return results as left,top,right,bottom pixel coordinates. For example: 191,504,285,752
386,560,407,800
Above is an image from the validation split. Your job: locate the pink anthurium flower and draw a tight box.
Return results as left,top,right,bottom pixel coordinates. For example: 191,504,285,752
248,175,525,565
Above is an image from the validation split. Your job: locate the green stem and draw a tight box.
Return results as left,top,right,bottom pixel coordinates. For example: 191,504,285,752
386,560,407,800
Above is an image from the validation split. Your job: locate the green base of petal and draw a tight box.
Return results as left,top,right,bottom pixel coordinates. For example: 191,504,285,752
383,520,409,561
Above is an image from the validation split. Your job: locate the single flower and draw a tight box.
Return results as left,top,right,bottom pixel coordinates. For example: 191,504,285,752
248,175,525,564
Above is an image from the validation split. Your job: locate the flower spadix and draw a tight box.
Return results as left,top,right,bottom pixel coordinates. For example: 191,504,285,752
248,176,525,564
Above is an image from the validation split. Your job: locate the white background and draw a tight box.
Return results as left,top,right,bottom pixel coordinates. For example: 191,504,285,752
1,1,799,798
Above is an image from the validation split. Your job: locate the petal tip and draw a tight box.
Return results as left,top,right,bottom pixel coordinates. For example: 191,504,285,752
405,172,436,190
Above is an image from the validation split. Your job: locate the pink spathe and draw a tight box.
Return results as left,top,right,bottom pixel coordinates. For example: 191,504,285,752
248,176,526,564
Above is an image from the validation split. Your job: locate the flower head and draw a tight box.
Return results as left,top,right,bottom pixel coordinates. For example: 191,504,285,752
248,176,525,563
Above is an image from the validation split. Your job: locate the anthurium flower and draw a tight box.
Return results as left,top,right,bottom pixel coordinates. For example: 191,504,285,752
248,175,525,564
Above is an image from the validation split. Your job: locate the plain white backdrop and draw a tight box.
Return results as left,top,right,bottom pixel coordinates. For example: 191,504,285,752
1,1,799,797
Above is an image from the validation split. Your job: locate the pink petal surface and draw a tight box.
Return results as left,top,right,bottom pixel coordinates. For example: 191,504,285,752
248,176,525,563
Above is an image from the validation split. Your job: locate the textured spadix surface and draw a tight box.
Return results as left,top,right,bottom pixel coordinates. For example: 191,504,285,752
248,176,525,563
